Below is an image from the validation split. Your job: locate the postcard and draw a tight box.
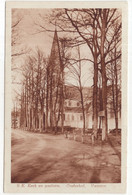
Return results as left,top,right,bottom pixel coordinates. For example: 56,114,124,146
4,1,127,193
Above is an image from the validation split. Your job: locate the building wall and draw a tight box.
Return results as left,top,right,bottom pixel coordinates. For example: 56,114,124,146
48,94,121,131
62,110,121,131
61,112,93,129
63,112,83,128
107,112,121,131
85,113,93,129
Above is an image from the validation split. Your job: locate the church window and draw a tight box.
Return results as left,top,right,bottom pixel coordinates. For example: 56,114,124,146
77,102,80,106
69,101,71,106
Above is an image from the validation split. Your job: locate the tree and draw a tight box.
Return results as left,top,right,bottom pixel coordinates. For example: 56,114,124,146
66,46,87,142
64,9,121,140
11,9,30,71
106,22,121,135
20,49,48,132
97,9,121,138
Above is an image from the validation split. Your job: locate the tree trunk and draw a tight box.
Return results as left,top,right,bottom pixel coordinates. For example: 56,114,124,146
61,74,64,134
92,20,99,141
80,88,86,136
115,45,119,136
45,72,49,131
49,73,54,131
93,57,98,139
100,10,108,141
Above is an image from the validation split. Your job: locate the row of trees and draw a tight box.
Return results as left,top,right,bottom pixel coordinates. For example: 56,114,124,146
20,50,47,132
19,41,66,133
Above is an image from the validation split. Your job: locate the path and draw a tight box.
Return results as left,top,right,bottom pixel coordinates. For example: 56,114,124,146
11,129,121,183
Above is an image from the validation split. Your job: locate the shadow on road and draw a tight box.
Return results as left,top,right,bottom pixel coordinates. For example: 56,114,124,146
107,136,121,161
90,169,101,183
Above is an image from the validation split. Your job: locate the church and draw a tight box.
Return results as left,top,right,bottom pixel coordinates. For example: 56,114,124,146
13,29,121,133
47,29,121,132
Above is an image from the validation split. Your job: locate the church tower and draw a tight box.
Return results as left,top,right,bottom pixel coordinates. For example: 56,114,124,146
48,29,63,132
49,29,62,81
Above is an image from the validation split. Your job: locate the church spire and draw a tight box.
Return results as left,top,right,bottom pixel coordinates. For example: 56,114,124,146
49,28,61,70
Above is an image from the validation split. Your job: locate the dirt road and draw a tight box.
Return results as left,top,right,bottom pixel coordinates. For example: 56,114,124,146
11,129,121,183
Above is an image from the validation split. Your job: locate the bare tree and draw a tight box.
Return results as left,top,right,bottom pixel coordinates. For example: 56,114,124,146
11,9,30,72
20,49,48,132
63,9,121,141
65,46,90,143
106,23,121,135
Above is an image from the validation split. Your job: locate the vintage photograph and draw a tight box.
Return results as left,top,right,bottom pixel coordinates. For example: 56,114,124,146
4,1,127,193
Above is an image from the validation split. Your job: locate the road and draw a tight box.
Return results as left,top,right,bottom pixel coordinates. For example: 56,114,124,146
11,129,121,183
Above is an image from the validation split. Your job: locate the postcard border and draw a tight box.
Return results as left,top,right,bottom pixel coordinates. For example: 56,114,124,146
4,1,127,193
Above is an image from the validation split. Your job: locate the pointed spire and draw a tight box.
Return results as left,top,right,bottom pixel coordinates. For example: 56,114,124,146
49,28,61,70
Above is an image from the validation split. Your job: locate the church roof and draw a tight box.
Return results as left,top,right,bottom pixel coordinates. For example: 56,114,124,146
65,107,83,113
64,85,93,101
49,30,62,70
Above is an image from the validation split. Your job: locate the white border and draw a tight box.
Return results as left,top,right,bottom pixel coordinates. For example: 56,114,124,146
0,0,131,194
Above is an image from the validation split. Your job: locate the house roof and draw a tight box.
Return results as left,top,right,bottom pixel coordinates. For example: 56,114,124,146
65,107,83,113
64,85,93,101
